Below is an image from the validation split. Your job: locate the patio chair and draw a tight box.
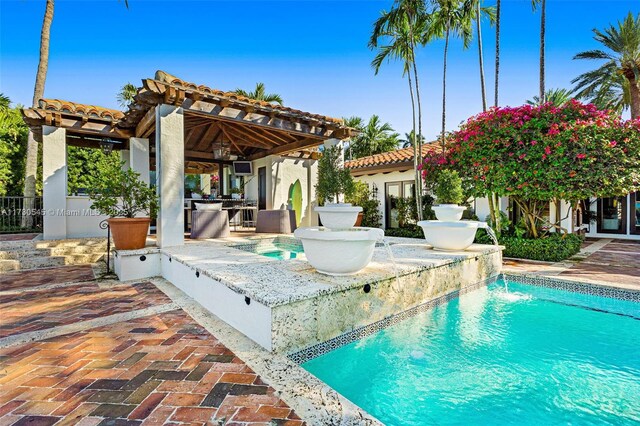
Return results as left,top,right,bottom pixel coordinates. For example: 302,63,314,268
190,207,230,239
255,209,297,234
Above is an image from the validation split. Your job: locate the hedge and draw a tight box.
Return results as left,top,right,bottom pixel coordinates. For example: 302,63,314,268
386,225,583,262
476,231,583,262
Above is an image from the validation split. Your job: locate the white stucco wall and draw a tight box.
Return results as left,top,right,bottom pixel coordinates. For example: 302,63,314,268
353,169,415,228
65,197,109,238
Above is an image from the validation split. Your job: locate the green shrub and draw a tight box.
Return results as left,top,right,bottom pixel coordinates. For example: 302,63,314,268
385,224,424,239
476,231,583,262
345,181,381,228
434,169,464,204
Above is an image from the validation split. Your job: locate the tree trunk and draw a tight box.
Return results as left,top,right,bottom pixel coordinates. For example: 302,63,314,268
539,0,546,102
494,0,501,107
411,42,424,221
23,0,54,228
407,70,421,223
476,2,487,112
629,77,640,118
441,28,450,151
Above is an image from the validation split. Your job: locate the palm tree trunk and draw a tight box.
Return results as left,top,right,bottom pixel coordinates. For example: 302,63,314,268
410,43,424,221
630,78,640,118
441,28,450,150
494,0,501,107
407,71,421,223
23,0,54,228
539,0,546,102
476,1,487,112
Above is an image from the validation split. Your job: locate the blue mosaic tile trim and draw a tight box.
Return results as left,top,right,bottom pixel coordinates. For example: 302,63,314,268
229,235,303,254
288,275,500,365
503,273,640,302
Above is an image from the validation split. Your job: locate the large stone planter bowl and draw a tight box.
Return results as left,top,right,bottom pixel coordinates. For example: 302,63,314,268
294,227,384,275
417,220,479,251
315,204,363,229
432,204,466,221
108,217,150,250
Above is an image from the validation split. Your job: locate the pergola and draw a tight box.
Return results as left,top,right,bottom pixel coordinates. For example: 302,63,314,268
22,70,354,246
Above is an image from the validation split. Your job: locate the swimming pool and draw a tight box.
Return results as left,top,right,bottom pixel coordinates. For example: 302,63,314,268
230,236,304,260
303,278,640,425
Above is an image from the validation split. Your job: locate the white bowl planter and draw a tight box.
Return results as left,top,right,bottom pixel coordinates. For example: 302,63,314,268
294,227,384,275
417,220,480,251
315,203,363,229
432,204,466,221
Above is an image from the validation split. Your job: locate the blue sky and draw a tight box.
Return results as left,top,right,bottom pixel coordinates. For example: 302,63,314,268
1,0,637,140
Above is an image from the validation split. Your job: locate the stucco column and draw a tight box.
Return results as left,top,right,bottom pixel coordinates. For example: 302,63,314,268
129,137,150,186
200,174,211,195
155,105,184,247
119,150,130,170
42,126,67,240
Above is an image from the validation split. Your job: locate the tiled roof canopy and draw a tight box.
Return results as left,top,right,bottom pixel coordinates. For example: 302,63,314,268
345,143,442,173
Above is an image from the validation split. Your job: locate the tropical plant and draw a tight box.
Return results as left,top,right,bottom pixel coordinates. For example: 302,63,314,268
89,162,158,219
526,88,573,106
434,169,464,204
67,146,120,195
427,0,474,149
494,0,501,107
400,130,425,148
370,0,428,220
23,0,129,225
315,144,355,205
532,0,547,102
233,83,283,105
117,83,137,109
345,181,382,227
439,101,640,238
342,116,365,160
0,96,28,196
348,115,400,159
468,0,495,111
572,12,640,118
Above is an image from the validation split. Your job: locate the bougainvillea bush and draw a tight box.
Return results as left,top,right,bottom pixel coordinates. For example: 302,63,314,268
424,101,640,238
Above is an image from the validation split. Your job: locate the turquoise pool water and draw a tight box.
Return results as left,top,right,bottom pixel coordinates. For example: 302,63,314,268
303,279,640,425
231,237,304,260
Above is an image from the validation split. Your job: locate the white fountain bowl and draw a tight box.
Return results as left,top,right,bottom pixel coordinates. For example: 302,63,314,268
315,204,363,229
417,220,480,251
294,227,384,275
432,204,466,221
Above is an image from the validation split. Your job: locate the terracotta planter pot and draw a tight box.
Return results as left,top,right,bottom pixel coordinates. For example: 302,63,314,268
355,212,364,226
108,217,150,250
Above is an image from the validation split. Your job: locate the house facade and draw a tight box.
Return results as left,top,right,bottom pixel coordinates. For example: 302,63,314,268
347,146,640,240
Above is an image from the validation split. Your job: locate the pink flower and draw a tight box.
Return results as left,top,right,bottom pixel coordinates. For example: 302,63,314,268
610,140,617,147
531,140,537,146
544,146,552,155
577,153,587,159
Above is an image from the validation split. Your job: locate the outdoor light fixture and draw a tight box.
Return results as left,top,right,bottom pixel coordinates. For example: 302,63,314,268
100,138,117,155
213,138,230,160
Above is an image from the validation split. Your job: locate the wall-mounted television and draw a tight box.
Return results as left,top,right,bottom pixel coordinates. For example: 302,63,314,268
232,161,253,176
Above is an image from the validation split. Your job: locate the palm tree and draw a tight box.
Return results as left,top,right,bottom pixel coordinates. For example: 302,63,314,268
469,0,495,111
370,0,428,220
428,0,474,149
400,130,425,148
342,116,365,160
117,83,137,109
494,0,501,107
572,12,640,118
233,83,283,105
573,71,631,115
23,0,129,227
526,88,573,106
349,115,400,159
532,0,547,102
0,94,10,111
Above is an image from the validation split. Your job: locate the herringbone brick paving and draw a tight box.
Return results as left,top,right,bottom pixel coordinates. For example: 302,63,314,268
1,282,172,338
0,265,95,290
0,270,304,425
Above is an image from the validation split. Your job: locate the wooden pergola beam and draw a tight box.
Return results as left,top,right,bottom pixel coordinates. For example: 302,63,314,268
135,106,156,138
247,137,322,160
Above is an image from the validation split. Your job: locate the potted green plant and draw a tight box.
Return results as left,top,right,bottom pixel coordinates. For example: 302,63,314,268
90,164,158,250
314,144,360,229
432,169,465,221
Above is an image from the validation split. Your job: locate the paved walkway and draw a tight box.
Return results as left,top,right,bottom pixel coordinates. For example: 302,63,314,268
503,238,640,289
0,274,303,425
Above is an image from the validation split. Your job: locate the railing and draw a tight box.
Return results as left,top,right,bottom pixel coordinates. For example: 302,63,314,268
0,196,44,234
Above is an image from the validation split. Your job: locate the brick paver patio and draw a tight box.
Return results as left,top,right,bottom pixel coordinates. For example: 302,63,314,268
0,273,303,425
0,266,96,291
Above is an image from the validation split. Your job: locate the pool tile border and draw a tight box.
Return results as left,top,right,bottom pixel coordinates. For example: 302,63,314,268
290,272,640,364
288,275,500,364
503,273,640,302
